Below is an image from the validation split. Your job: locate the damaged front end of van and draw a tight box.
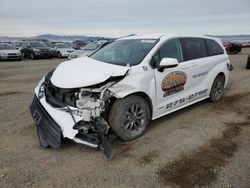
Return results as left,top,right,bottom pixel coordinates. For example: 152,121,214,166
29,57,129,159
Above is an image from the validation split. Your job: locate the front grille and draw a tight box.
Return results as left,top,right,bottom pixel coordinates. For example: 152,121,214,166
40,49,49,52
7,55,19,59
7,53,17,55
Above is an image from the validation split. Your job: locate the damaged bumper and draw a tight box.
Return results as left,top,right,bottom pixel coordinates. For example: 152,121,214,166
29,94,100,148
30,73,120,159
29,77,113,159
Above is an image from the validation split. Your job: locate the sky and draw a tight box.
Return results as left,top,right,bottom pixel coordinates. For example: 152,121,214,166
1,0,250,37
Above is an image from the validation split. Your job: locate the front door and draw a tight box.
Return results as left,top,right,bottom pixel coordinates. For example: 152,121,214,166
153,38,201,117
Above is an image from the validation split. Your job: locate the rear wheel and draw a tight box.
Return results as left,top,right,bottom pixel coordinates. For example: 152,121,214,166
209,75,225,102
109,95,150,140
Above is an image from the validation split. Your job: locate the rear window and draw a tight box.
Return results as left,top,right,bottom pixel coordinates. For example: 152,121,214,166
180,38,208,61
205,39,224,56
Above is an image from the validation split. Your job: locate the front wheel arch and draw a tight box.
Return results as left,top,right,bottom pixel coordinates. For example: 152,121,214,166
108,92,153,120
209,73,225,102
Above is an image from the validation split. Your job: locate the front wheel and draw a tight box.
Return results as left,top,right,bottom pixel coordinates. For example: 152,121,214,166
209,75,225,102
108,95,150,141
57,52,61,58
30,52,35,60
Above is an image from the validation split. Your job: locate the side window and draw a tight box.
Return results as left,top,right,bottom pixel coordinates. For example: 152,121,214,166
205,39,224,56
180,38,208,61
152,38,183,68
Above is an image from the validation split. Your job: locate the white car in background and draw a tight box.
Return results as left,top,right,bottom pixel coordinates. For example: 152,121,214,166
30,34,230,159
68,40,112,59
0,43,22,60
53,42,75,58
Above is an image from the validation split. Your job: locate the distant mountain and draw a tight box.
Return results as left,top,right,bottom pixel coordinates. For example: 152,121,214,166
35,34,106,41
208,35,250,42
1,34,250,42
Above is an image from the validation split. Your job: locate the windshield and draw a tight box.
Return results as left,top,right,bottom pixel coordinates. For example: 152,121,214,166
14,42,23,47
0,43,16,50
90,39,158,66
83,42,101,50
30,41,47,48
56,43,71,48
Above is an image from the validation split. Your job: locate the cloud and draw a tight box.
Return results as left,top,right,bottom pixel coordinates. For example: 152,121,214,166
1,0,250,36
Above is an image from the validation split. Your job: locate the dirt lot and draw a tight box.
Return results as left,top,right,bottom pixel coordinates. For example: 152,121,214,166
0,49,250,188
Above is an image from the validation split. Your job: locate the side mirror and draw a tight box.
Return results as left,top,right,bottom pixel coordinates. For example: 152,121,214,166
158,58,178,72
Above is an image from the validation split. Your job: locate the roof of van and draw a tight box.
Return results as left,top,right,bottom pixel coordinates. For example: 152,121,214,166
120,33,219,40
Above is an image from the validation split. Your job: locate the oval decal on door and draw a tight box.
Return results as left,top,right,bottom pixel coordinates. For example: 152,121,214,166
161,71,187,97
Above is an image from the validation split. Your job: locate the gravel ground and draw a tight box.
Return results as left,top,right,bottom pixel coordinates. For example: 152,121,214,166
0,49,250,188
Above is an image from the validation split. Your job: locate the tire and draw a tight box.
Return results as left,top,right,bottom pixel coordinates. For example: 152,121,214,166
209,75,225,102
57,52,61,58
30,52,35,60
246,55,250,69
108,95,150,141
21,52,25,59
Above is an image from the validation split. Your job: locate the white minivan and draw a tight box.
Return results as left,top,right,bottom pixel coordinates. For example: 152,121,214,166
30,34,231,158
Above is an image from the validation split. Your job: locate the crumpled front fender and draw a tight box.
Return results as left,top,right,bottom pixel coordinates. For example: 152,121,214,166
108,84,144,98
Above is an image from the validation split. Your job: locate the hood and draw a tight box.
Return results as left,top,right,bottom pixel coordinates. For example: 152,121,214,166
0,49,20,54
51,57,129,88
59,48,74,52
33,47,50,50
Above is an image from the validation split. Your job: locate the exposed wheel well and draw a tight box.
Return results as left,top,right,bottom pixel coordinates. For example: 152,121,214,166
108,92,153,120
217,72,226,87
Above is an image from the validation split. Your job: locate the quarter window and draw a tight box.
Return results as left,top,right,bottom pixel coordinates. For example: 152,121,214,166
205,39,224,56
180,38,208,61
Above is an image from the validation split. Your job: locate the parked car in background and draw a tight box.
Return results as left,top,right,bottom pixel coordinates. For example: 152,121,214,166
224,42,242,54
0,42,22,61
12,41,24,50
73,40,88,50
21,41,52,59
52,42,75,58
68,40,112,59
42,41,58,57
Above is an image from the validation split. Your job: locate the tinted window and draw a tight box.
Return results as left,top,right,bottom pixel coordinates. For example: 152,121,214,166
151,38,183,67
205,39,224,56
180,38,208,61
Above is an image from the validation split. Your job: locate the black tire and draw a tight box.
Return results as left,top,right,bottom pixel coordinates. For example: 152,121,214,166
36,125,49,148
108,95,150,141
209,75,225,102
21,52,25,59
246,55,250,69
57,52,61,58
30,52,35,60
